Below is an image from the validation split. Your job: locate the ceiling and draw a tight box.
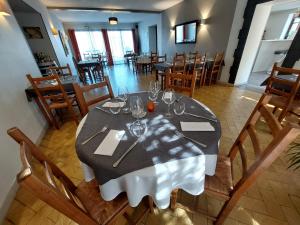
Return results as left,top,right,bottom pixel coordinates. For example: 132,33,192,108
41,0,183,12
8,0,37,13
50,9,160,23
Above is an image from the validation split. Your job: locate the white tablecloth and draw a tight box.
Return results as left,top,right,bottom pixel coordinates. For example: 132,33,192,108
76,99,219,209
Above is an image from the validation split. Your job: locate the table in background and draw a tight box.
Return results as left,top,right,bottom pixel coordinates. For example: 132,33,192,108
75,92,221,209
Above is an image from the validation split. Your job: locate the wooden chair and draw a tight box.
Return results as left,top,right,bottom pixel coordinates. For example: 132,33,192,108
49,64,72,78
165,70,196,97
157,54,167,63
205,52,224,85
171,93,300,225
26,74,78,129
73,76,114,117
92,55,104,81
150,52,158,72
172,53,186,74
265,63,300,122
188,51,198,61
7,127,149,225
192,54,206,87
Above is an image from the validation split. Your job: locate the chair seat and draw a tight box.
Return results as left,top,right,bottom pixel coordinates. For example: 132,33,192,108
269,95,300,111
75,180,129,225
205,155,233,198
49,96,76,109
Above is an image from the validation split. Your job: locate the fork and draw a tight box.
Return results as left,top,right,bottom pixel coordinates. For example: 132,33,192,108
81,126,108,145
175,130,207,148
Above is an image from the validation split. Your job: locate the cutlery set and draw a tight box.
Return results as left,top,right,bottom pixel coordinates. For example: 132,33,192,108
82,102,216,168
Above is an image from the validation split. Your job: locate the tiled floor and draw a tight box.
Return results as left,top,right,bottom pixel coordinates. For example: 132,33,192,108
3,65,300,225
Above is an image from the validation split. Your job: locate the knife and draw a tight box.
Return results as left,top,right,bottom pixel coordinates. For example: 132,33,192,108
112,139,139,168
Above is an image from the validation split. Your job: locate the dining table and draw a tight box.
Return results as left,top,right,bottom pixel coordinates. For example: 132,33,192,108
75,92,221,209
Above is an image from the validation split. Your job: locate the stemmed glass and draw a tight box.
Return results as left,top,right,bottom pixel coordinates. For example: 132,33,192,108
130,96,147,137
148,81,160,103
162,89,176,118
118,87,129,113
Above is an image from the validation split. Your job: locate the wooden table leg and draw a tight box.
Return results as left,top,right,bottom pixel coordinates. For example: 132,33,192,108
33,97,52,126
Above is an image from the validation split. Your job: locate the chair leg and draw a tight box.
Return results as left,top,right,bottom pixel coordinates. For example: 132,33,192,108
170,189,179,210
68,105,79,125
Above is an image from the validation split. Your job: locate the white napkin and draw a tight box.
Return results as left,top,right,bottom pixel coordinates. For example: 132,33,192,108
94,130,125,156
102,102,125,108
180,122,215,131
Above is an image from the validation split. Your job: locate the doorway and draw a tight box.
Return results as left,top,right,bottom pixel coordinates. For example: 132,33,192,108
148,25,157,53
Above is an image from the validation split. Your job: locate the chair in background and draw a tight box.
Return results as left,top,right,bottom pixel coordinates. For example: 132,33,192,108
172,53,186,74
265,63,300,122
73,57,91,84
73,76,114,117
26,74,78,129
188,51,198,61
92,55,105,81
171,93,300,225
150,52,158,72
165,70,196,97
91,53,100,59
125,50,134,65
7,127,149,225
83,52,91,60
205,52,224,86
49,64,72,78
192,54,206,87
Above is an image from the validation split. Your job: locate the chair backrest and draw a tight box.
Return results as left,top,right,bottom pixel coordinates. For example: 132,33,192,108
165,70,196,97
211,52,224,73
83,52,91,60
26,74,71,112
7,127,98,225
150,52,158,64
73,76,114,116
192,54,205,75
228,93,300,195
49,64,72,77
189,51,198,60
265,63,300,121
173,54,186,73
157,54,167,63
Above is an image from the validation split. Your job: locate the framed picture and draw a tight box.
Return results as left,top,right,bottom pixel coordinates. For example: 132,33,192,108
58,30,69,56
23,27,43,39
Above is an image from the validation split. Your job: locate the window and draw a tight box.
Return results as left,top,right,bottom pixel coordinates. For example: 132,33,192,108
75,31,106,59
107,30,134,64
285,14,300,39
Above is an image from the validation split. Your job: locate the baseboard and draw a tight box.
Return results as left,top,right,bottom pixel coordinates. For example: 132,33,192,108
0,123,48,223
0,179,19,222
216,80,234,86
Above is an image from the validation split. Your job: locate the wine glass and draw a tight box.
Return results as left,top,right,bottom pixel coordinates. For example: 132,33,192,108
130,96,147,137
162,89,176,118
173,100,185,115
149,80,160,103
109,98,121,115
118,87,129,113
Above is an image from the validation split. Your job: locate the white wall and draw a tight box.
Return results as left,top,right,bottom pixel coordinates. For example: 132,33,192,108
234,2,273,85
138,14,162,54
252,39,292,72
23,0,77,75
0,0,47,221
220,0,248,83
14,12,58,63
234,0,300,85
264,9,295,40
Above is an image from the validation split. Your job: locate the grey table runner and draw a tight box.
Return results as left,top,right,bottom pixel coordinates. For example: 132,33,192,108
75,92,221,185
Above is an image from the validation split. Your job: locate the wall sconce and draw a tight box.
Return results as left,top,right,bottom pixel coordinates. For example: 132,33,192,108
51,27,58,35
0,1,11,16
200,19,206,25
170,26,175,32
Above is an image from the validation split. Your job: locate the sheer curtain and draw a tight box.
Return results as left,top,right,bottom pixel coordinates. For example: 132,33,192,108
75,31,106,59
107,30,134,64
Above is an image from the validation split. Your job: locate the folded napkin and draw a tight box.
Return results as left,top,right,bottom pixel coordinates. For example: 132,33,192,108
94,130,125,156
180,122,215,131
102,102,125,108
